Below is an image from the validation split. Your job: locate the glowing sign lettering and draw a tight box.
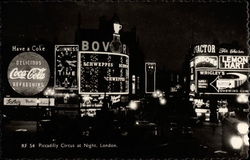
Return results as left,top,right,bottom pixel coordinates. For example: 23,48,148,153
82,62,113,67
78,51,129,95
198,80,208,89
212,73,247,90
105,77,125,81
55,45,79,90
196,70,249,94
81,41,127,54
195,56,218,68
194,45,216,54
4,98,55,106
9,68,46,80
229,49,244,54
220,56,249,69
199,70,225,76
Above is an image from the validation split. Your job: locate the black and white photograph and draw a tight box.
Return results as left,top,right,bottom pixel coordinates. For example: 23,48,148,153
0,0,249,159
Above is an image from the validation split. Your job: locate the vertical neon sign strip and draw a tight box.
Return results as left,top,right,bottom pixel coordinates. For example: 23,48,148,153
145,62,156,94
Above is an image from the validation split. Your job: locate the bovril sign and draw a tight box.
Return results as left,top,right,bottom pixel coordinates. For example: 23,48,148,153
81,40,127,54
7,52,50,96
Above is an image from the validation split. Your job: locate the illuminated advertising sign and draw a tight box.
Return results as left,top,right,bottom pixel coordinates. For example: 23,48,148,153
219,56,249,69
81,40,127,54
145,62,156,93
194,56,218,68
193,99,209,108
80,108,101,117
4,97,55,106
193,44,216,54
190,83,196,92
54,45,79,90
196,70,249,94
219,48,244,54
190,60,194,68
78,51,129,95
7,52,50,96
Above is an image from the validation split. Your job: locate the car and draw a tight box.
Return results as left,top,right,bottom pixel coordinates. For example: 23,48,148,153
221,111,248,158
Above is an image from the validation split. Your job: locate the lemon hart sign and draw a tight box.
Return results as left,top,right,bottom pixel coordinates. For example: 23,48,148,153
7,52,50,96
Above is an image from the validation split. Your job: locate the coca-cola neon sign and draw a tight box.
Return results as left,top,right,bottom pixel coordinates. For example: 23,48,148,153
9,68,46,80
7,52,50,96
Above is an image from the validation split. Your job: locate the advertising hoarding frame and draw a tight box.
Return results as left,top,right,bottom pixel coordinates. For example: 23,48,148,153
195,69,249,95
194,56,218,69
54,45,79,90
7,52,50,96
4,97,55,106
78,51,129,95
218,55,249,70
145,62,156,94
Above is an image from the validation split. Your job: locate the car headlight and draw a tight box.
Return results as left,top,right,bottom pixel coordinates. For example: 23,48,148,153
128,101,139,110
243,135,249,146
237,122,249,134
230,136,243,149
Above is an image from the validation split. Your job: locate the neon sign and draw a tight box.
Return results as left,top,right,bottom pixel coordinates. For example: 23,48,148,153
9,68,46,80
220,56,249,69
55,45,79,90
195,56,218,68
7,52,50,96
196,70,249,94
194,44,216,54
78,51,129,95
81,41,127,54
211,73,247,90
4,98,55,106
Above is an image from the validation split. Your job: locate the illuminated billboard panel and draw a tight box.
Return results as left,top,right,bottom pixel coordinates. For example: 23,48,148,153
55,45,79,90
4,98,55,106
219,55,249,70
194,56,218,68
193,44,216,54
7,52,50,96
78,51,129,95
196,70,249,95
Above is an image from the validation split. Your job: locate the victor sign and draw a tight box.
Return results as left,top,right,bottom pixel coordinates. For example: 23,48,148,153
193,44,216,54
7,52,50,96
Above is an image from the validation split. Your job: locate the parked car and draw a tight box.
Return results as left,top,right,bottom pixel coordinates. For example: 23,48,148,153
221,111,248,158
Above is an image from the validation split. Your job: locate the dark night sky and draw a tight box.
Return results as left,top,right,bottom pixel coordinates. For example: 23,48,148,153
2,1,248,71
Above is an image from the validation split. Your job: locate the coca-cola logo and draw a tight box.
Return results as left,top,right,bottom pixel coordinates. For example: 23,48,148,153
7,52,50,96
9,68,46,80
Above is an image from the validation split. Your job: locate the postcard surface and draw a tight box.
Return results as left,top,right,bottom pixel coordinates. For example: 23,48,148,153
0,1,249,159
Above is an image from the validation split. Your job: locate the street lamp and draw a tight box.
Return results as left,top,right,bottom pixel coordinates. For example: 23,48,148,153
159,98,167,105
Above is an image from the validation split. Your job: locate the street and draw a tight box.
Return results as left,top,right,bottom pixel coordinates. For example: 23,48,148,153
1,118,244,159
1,2,248,159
